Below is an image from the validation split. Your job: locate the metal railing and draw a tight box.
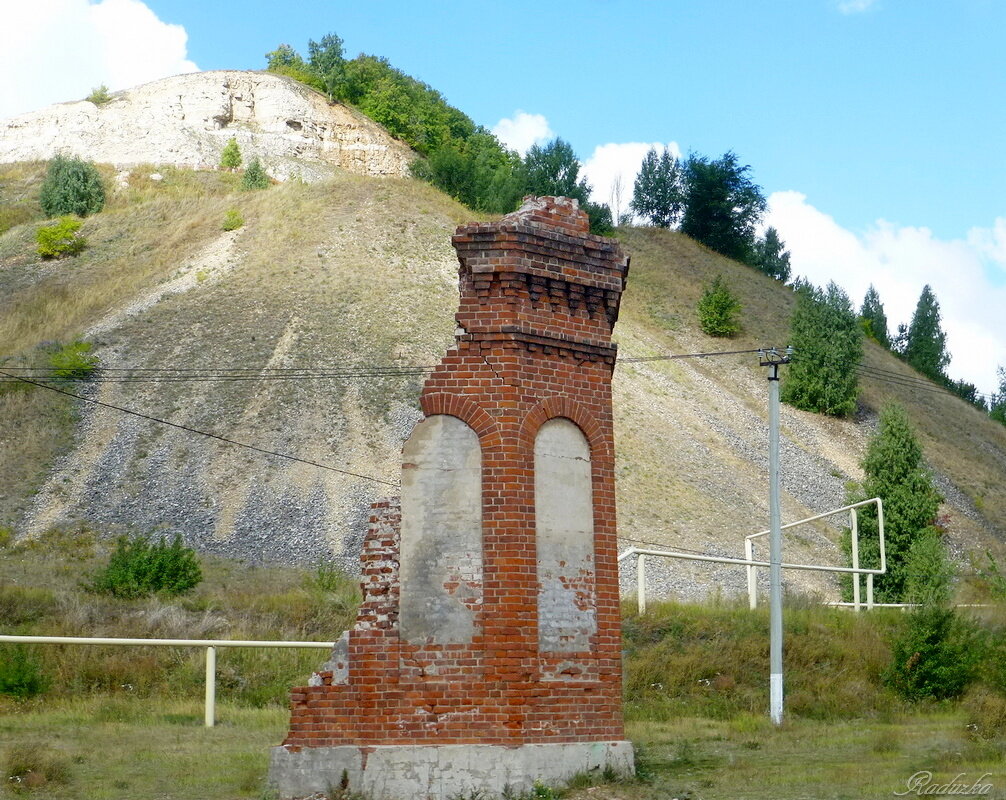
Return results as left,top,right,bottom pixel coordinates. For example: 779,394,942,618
0,634,334,727
618,498,885,614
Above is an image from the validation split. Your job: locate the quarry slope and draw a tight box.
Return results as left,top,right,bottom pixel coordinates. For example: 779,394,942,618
1,167,1004,601
0,70,413,182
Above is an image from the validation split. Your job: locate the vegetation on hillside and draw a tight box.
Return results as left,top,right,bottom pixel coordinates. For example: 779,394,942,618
843,404,943,602
263,34,613,232
781,281,862,417
39,154,105,218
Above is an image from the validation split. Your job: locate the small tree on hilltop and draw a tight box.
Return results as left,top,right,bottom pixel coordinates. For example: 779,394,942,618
859,284,890,347
781,281,862,417
241,157,270,190
630,145,683,228
843,403,943,603
680,150,766,265
751,227,791,282
220,137,242,170
903,284,949,381
697,275,742,337
39,155,105,218
990,366,1006,426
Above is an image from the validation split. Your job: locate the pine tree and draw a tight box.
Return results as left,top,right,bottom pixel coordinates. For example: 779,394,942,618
751,226,791,282
859,284,889,347
241,157,271,190
781,281,862,417
219,137,242,170
630,146,683,227
903,284,949,381
844,404,943,602
990,366,1006,426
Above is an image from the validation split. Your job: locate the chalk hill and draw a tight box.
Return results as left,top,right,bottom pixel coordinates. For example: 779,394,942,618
1,76,1004,601
0,71,413,182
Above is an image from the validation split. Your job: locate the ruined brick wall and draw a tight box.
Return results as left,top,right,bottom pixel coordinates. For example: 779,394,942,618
281,196,629,748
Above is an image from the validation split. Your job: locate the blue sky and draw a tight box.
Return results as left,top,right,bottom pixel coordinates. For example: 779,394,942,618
2,0,1004,395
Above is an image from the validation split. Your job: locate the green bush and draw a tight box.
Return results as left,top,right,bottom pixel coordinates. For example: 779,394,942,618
46,340,98,380
0,646,50,699
88,534,203,598
241,157,270,190
219,136,242,170
221,208,244,231
35,216,86,258
697,275,742,337
39,155,105,217
884,607,982,701
85,84,112,105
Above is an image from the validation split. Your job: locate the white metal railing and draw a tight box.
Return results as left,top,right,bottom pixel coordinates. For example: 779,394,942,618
618,498,885,614
0,634,335,727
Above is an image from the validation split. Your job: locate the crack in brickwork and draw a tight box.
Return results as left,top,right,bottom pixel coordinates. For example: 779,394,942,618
279,196,630,749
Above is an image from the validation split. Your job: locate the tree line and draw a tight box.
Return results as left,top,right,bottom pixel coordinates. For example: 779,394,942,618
268,32,1006,428
264,35,612,233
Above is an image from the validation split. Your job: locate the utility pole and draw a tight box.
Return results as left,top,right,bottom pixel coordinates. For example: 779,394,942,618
760,346,792,725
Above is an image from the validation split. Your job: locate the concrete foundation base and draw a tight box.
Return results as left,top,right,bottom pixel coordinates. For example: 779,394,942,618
268,740,635,800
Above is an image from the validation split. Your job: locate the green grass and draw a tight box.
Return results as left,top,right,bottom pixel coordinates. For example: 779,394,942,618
3,538,1006,799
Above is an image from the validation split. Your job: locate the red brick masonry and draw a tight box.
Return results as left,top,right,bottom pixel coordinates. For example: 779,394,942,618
280,196,630,749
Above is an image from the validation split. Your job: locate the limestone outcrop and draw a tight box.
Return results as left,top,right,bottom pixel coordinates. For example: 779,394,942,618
0,70,414,181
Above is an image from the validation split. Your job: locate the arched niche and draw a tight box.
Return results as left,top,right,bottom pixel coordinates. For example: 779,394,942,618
535,418,596,653
399,414,483,645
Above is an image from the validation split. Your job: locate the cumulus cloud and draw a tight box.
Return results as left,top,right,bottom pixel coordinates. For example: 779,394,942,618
836,0,878,14
492,111,553,156
581,141,682,223
0,0,198,120
766,191,1006,397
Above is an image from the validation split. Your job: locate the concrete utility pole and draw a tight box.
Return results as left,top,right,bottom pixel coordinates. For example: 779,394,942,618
760,346,792,725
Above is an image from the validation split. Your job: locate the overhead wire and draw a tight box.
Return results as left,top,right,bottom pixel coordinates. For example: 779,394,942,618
0,370,399,488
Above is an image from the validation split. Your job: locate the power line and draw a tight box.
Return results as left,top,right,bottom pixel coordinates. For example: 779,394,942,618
0,347,786,384
0,371,399,488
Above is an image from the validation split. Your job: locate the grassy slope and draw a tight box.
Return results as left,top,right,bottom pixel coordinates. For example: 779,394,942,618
1,164,1004,594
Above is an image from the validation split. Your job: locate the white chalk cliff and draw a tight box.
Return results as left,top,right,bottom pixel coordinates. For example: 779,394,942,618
0,70,414,181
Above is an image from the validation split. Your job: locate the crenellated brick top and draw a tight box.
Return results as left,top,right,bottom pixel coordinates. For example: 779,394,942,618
451,196,629,356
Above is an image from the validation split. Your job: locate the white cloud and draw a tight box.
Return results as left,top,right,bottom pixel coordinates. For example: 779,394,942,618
581,141,682,222
0,0,198,120
836,0,878,14
766,190,1006,397
491,111,553,156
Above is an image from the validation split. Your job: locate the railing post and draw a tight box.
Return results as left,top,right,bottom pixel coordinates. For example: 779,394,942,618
745,538,757,610
637,554,647,615
851,509,861,612
866,574,874,611
204,645,216,728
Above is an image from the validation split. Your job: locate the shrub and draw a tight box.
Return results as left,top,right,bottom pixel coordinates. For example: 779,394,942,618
46,340,98,380
0,646,50,699
219,136,242,170
697,275,741,337
85,84,112,105
35,216,86,258
88,534,202,598
884,606,982,701
221,208,244,231
241,157,270,190
39,155,105,217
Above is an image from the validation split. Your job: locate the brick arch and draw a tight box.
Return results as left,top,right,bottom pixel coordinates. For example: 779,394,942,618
520,395,613,460
419,391,502,450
